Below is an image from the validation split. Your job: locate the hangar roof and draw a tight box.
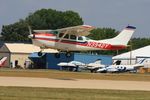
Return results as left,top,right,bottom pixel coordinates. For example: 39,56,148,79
113,45,150,59
2,43,58,54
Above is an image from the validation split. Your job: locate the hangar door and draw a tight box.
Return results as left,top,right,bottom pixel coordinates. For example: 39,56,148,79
29,53,46,69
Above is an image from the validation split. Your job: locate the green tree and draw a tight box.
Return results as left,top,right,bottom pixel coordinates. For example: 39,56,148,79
1,19,29,42
131,38,150,50
26,9,83,29
88,27,118,40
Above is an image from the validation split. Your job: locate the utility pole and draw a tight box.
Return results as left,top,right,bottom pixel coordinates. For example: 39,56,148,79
129,40,132,65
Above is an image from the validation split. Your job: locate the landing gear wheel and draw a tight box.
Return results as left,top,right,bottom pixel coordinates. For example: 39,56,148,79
38,52,43,56
66,52,72,57
55,53,60,58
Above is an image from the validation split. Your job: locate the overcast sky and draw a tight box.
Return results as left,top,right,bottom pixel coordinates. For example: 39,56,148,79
0,0,150,38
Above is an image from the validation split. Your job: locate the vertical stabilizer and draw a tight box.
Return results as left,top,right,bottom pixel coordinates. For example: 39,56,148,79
100,26,136,46
0,57,7,67
94,59,101,64
112,26,136,45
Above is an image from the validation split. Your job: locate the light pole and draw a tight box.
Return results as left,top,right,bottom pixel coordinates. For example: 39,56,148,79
129,40,132,65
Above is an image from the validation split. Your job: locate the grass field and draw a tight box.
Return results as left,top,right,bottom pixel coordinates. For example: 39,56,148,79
0,86,150,100
0,68,150,81
1,69,150,100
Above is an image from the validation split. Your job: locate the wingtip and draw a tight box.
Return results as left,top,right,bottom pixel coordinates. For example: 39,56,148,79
82,25,95,29
126,26,136,29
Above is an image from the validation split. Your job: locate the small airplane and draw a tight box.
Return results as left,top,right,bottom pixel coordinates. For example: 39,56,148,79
28,25,136,57
86,59,105,73
97,59,146,73
0,57,7,67
57,59,105,72
57,61,86,71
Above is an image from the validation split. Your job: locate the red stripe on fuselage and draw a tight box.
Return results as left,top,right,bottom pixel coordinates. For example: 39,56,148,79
35,33,55,36
34,37,126,50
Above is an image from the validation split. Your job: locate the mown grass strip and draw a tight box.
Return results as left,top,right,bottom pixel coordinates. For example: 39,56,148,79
0,68,150,81
0,86,150,100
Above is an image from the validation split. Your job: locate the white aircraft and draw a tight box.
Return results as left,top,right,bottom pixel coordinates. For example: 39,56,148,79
86,59,105,73
57,61,86,71
0,57,7,67
28,25,136,57
57,59,105,72
97,59,146,73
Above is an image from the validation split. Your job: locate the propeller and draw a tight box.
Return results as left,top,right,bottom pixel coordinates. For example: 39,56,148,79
28,26,35,39
28,26,32,35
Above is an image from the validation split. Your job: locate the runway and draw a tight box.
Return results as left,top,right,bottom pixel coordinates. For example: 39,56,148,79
0,76,150,91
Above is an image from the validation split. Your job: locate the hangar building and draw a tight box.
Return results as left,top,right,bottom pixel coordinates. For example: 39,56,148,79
113,45,150,67
29,53,112,69
0,43,57,68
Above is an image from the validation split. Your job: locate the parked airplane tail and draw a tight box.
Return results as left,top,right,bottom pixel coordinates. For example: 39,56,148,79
93,59,101,64
133,58,146,68
136,58,146,65
101,26,136,46
0,57,7,67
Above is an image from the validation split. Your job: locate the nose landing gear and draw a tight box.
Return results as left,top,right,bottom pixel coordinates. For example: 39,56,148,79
38,51,43,56
37,48,44,57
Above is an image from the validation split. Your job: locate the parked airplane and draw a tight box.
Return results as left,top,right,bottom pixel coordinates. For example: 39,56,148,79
0,57,7,67
57,59,105,72
57,61,86,71
86,59,105,73
97,59,146,73
28,25,136,57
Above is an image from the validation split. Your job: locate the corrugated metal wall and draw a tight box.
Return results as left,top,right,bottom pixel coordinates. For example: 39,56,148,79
46,53,74,69
74,53,112,65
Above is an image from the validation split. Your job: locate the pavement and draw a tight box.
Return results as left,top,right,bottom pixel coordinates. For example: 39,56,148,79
0,76,150,91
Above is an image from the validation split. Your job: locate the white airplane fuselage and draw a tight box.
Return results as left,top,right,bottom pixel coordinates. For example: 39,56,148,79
31,34,125,51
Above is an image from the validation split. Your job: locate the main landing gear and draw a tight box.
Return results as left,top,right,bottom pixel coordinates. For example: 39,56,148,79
65,52,72,57
37,49,72,58
55,52,72,58
55,53,60,58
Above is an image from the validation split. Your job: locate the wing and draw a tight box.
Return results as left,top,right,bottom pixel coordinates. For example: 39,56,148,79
32,25,95,42
33,25,95,36
56,25,95,36
33,30,52,33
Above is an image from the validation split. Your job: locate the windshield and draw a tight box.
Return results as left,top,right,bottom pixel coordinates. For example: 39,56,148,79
85,37,92,40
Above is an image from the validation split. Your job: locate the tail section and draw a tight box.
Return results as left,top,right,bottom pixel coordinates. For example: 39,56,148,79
0,57,7,67
93,59,101,64
100,26,136,46
133,59,146,68
136,59,146,65
112,26,136,45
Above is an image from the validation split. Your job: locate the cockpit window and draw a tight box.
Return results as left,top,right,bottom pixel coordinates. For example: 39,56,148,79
59,33,64,38
64,34,69,39
78,36,83,40
70,35,76,40
51,31,59,34
85,37,91,40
